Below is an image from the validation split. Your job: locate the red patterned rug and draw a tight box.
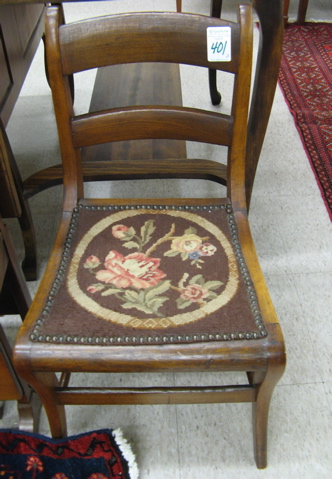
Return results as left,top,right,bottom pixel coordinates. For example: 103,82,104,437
279,23,332,220
0,429,138,479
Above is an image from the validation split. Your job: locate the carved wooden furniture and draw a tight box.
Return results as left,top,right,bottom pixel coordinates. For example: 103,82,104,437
14,5,286,468
0,120,37,280
0,4,45,280
0,3,44,125
0,214,41,431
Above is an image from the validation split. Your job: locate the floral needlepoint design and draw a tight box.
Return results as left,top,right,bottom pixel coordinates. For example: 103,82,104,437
94,251,166,290
29,205,267,344
84,255,101,269
175,273,222,309
165,227,215,268
112,224,131,238
84,219,223,317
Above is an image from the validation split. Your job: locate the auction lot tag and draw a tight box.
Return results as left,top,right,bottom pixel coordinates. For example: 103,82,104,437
207,26,231,62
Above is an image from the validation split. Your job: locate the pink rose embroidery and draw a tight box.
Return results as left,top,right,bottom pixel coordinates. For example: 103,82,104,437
112,224,129,239
87,285,97,294
87,284,105,294
95,251,166,289
85,255,101,268
180,284,210,303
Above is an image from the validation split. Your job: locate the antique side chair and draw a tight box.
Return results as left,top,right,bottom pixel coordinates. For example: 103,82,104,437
14,5,286,468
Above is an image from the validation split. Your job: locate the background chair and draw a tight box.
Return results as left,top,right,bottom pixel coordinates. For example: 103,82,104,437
0,120,37,280
14,4,285,469
0,213,41,431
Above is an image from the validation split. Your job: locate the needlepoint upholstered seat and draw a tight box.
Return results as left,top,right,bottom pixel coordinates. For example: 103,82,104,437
14,4,286,469
29,200,267,345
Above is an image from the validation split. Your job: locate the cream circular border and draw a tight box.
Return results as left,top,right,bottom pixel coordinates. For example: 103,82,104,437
67,209,239,328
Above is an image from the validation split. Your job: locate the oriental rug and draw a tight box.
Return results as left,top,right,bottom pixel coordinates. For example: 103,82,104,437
279,23,332,220
0,428,138,479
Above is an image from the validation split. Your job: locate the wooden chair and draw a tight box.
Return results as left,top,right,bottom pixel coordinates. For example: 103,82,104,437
14,5,285,468
0,120,37,281
0,214,41,431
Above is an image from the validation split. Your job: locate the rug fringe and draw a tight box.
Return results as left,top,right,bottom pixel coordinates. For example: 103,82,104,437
287,18,332,24
113,428,139,479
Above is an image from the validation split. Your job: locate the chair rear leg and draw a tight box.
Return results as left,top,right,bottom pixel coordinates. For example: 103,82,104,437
18,200,38,281
17,391,42,433
15,363,67,438
33,372,67,438
248,364,284,469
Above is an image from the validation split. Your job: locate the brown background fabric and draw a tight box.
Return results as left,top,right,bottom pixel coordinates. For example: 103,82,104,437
31,204,266,345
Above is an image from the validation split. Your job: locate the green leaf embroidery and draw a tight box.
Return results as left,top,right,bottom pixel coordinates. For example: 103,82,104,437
120,227,136,241
84,262,101,269
124,290,140,302
144,280,171,302
122,241,140,249
147,296,168,310
164,250,179,257
203,280,224,290
176,297,193,309
101,288,123,296
141,220,156,245
88,283,106,292
208,292,219,299
138,290,146,303
184,227,197,235
189,274,205,285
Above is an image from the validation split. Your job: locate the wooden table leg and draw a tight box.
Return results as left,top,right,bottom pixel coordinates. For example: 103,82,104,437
283,0,290,26
298,0,309,24
209,0,223,105
246,0,284,207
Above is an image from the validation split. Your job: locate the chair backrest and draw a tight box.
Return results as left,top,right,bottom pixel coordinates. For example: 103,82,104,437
45,5,253,211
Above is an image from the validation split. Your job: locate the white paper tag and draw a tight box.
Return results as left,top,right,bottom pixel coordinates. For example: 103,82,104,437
207,26,231,62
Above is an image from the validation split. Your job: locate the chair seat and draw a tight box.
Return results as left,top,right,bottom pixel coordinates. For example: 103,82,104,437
30,198,267,348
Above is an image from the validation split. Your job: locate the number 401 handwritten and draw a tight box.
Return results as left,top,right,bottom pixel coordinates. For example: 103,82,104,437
210,41,228,56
